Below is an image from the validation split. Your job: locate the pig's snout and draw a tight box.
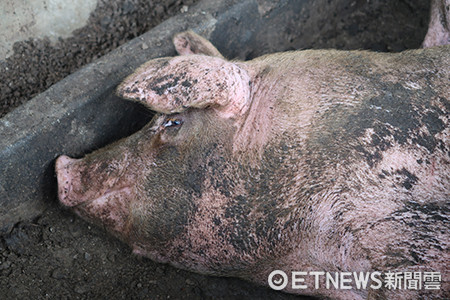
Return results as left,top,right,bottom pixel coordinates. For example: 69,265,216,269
55,153,135,238
55,155,82,207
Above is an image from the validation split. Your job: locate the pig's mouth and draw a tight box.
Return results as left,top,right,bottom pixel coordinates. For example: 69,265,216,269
70,187,133,238
71,186,132,209
55,155,130,207
55,155,133,235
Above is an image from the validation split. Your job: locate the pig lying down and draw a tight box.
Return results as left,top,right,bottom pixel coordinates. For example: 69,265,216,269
56,30,449,299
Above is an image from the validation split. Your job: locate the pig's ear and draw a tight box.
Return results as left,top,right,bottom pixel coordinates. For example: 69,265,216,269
116,55,251,118
173,31,224,58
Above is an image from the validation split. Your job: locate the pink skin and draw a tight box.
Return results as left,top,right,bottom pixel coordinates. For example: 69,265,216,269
56,149,138,239
172,30,224,58
423,0,450,48
116,55,252,119
56,31,449,300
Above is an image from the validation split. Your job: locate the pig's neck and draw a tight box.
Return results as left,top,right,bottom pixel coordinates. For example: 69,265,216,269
231,55,377,277
231,62,284,162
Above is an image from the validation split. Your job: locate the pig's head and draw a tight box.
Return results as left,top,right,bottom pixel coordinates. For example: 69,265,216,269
55,31,270,272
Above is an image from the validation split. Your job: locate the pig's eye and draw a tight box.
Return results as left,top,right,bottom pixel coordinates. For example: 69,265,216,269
163,118,182,128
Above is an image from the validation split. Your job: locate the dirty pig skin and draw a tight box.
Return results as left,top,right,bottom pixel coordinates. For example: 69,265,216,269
56,31,449,299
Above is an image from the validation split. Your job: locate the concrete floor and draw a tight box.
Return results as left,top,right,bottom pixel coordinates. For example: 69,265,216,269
0,0,97,60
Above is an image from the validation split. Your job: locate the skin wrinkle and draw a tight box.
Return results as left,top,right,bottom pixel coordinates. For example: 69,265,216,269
55,31,449,299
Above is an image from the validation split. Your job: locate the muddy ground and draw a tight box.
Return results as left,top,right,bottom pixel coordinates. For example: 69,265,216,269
1,0,430,299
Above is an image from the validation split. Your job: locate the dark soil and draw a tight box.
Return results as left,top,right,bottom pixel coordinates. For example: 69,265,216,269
0,0,198,118
1,0,431,299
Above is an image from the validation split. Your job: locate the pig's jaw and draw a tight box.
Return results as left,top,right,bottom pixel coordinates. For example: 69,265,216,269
55,155,132,238
71,187,132,238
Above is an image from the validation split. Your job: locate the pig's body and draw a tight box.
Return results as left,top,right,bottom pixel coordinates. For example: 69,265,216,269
56,32,449,299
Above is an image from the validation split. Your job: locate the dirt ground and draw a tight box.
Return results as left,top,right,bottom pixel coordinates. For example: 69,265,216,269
0,0,198,118
1,0,431,299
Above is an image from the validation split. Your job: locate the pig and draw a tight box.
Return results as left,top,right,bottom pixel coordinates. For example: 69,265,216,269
56,31,449,300
423,0,450,48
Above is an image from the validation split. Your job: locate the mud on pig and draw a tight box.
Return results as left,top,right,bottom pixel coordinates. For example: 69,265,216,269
56,30,449,299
